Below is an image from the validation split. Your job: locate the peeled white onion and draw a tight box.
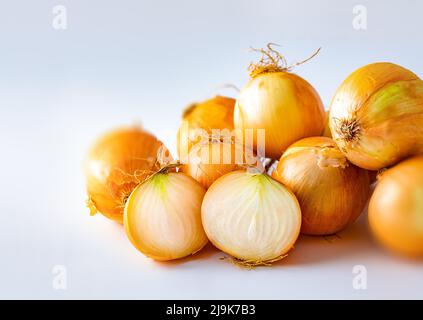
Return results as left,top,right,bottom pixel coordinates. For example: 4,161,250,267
124,172,208,261
201,170,301,265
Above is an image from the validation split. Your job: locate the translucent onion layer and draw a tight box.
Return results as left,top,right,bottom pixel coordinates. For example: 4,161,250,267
272,137,370,235
124,172,208,261
201,170,301,264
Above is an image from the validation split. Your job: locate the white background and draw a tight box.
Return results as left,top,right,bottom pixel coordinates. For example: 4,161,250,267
0,0,422,299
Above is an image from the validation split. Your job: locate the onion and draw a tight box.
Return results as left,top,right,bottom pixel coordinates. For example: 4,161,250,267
201,170,301,266
124,171,208,261
322,110,332,138
234,45,325,159
177,96,235,160
369,156,423,258
84,126,172,223
329,62,423,170
272,137,370,235
181,138,260,189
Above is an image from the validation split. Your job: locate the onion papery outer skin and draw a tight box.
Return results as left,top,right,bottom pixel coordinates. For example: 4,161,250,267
234,72,325,160
369,156,423,258
84,127,172,223
177,96,235,159
124,172,208,261
201,170,301,263
329,62,423,170
272,137,370,235
181,139,255,189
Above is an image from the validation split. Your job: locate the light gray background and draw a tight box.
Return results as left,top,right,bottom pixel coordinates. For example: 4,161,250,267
0,0,422,299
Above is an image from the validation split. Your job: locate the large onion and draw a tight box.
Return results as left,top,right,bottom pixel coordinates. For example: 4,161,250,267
177,96,235,160
329,62,423,170
84,126,172,223
201,170,301,265
272,137,370,235
124,172,208,261
369,156,423,258
234,45,325,159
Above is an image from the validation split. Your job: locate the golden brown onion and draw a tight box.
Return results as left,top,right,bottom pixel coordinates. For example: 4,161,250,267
234,45,325,159
177,96,235,159
84,126,172,223
272,137,370,235
181,139,250,189
369,156,423,258
329,62,423,170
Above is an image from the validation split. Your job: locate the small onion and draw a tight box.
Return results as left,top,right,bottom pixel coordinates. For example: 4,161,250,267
369,156,423,258
181,139,258,189
177,96,235,159
234,45,325,159
84,126,172,223
272,137,370,235
124,172,208,261
329,62,423,170
201,170,301,265
322,110,332,138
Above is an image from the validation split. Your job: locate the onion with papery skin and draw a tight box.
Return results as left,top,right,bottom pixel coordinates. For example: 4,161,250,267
369,156,423,258
272,137,370,235
181,139,258,189
201,170,301,266
124,171,208,261
322,110,332,138
177,96,235,159
329,62,423,170
84,127,172,223
234,45,325,159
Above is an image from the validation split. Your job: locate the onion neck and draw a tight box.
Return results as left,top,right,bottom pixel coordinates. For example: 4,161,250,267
249,65,285,78
247,44,321,79
335,118,361,143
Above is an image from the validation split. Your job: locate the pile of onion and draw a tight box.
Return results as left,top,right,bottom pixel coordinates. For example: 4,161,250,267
84,126,172,223
329,62,423,170
177,96,235,161
124,169,208,261
201,170,301,266
83,47,423,264
369,156,423,258
272,137,370,235
234,44,326,159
